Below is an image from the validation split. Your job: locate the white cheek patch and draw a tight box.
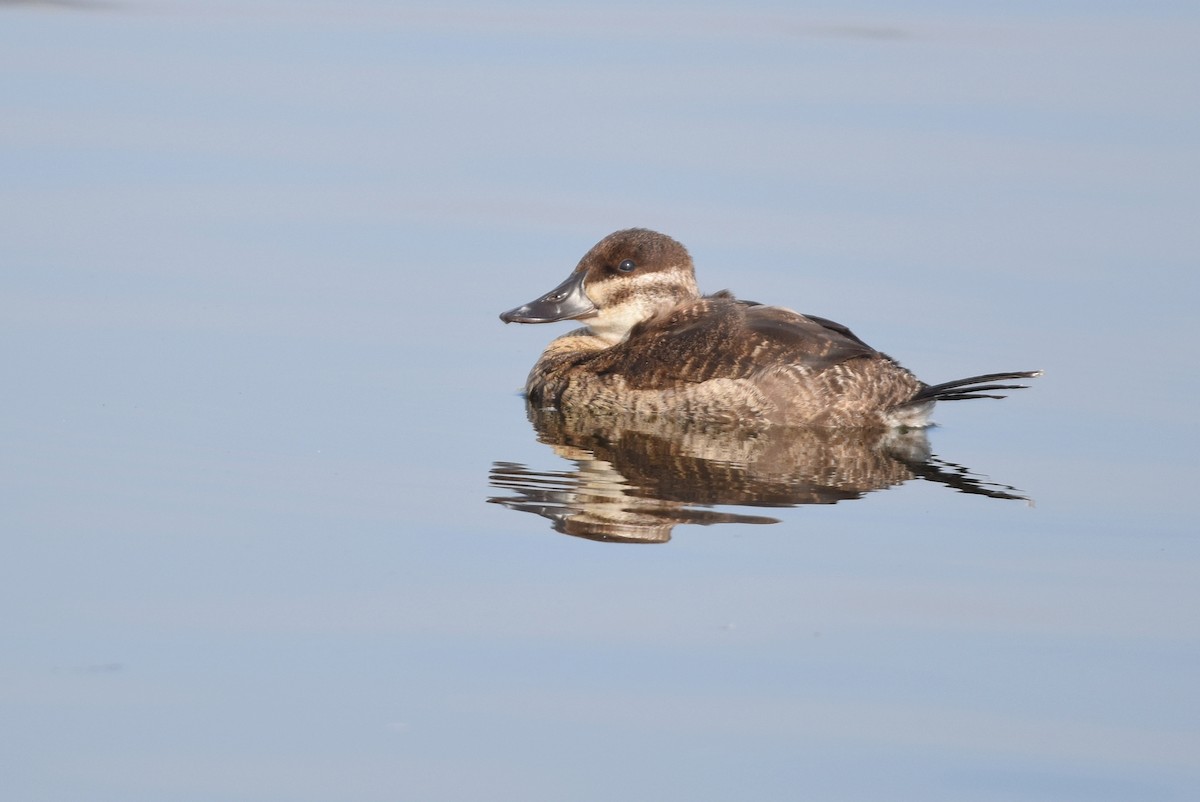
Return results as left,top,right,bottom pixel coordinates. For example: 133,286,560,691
587,302,656,344
584,269,698,344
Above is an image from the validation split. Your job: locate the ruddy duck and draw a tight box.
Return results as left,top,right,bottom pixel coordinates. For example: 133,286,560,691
500,228,1040,428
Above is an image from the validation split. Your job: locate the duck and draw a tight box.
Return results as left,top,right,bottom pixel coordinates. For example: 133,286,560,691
499,228,1040,429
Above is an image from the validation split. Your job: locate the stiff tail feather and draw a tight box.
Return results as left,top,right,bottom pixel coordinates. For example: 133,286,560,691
909,370,1043,404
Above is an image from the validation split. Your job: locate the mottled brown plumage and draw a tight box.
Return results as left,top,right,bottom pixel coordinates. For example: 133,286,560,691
500,229,1039,429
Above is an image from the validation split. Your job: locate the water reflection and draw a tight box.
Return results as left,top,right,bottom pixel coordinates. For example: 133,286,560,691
490,403,1028,543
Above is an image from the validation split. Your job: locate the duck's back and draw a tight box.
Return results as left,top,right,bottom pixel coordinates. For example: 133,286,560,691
526,293,925,428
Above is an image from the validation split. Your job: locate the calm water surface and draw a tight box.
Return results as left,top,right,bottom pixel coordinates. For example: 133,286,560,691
2,2,1198,801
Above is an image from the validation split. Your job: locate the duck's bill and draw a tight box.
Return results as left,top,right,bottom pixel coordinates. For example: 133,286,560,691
499,270,597,324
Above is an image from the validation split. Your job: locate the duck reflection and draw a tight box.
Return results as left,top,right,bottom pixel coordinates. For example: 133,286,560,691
489,403,1028,543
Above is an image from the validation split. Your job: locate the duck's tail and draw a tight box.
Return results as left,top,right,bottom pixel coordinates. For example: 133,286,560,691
910,370,1044,404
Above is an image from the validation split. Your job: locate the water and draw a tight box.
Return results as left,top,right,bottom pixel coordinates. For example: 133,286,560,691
2,2,1197,800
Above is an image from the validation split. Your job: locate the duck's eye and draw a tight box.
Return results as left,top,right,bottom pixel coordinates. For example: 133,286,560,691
617,259,636,273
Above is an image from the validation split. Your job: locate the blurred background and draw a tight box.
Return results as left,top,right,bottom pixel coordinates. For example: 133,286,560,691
2,2,1197,801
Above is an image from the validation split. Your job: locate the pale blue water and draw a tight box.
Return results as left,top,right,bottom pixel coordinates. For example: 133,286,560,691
2,2,1198,801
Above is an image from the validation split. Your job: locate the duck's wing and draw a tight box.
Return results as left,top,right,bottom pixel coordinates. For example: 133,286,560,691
591,297,879,389
741,305,879,369
799,313,875,351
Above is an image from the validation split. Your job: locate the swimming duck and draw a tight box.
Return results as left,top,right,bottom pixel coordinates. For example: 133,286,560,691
500,228,1039,428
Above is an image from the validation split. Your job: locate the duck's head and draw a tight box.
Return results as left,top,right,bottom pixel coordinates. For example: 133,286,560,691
500,228,700,345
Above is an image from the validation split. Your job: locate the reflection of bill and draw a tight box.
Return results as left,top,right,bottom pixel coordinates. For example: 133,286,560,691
488,403,1029,543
